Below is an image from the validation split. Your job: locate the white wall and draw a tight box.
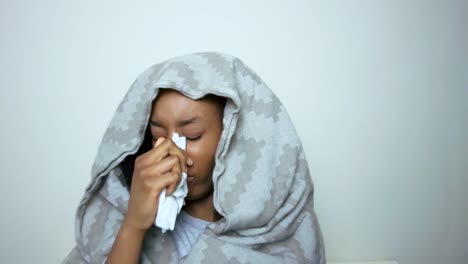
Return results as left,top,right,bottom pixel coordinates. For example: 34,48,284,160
1,1,466,263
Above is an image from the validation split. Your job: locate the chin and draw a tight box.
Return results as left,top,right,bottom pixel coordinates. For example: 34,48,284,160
185,185,213,201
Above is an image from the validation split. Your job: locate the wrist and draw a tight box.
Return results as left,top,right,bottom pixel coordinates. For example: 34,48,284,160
121,219,147,238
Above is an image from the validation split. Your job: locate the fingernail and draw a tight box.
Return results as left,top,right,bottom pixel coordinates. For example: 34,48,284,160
155,137,165,148
187,157,193,165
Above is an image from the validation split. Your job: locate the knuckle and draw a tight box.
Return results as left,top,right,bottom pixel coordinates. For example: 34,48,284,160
170,172,181,184
169,155,179,163
171,148,184,157
166,172,178,184
151,166,163,177
134,158,141,168
135,154,144,164
134,156,147,169
163,138,173,147
136,168,148,179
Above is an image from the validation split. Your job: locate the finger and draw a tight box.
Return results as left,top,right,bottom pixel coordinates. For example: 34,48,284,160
141,155,180,180
166,162,183,196
154,137,165,148
167,144,187,173
143,166,181,196
144,171,180,197
138,138,173,168
134,137,166,167
165,171,182,196
147,138,188,172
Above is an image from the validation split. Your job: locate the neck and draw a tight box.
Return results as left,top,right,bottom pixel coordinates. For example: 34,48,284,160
183,191,221,222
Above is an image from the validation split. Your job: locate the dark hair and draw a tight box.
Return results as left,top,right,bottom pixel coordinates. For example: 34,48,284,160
119,126,153,189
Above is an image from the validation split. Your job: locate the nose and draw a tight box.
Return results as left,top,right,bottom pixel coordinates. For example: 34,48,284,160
168,129,184,140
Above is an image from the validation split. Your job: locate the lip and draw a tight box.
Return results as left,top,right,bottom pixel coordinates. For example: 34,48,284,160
186,176,194,183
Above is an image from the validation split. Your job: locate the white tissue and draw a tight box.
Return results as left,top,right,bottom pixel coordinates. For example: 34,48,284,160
154,133,189,233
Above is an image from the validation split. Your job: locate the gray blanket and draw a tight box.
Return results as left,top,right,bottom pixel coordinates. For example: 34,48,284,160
63,52,326,263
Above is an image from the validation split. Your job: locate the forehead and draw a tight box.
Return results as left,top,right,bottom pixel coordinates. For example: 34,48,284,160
150,89,219,120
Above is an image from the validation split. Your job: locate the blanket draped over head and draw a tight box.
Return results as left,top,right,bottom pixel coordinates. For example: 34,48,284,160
63,52,325,264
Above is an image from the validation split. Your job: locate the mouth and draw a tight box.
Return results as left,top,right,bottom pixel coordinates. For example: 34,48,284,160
187,176,195,183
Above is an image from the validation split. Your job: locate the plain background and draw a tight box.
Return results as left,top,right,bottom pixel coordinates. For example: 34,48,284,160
1,0,467,263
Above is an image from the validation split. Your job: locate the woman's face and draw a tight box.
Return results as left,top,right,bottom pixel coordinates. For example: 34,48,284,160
149,89,224,201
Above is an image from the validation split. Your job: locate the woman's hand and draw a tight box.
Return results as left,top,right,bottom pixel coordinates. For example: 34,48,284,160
123,137,190,233
107,138,191,264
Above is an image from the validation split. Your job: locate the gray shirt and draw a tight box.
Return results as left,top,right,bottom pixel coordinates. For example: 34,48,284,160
170,210,210,259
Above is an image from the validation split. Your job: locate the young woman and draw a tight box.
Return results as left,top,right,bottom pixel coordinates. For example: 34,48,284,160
63,52,325,264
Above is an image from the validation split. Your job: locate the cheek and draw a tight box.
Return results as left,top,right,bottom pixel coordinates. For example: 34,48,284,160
186,139,217,171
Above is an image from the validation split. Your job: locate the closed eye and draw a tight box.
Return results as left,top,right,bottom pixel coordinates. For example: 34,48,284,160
186,135,202,141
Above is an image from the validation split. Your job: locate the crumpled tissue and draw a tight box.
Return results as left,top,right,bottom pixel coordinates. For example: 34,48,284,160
154,133,188,233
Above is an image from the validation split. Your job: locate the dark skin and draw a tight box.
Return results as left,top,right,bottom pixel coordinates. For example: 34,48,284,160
107,89,224,264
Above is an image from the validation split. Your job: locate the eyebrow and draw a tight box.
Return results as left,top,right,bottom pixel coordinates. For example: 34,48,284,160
150,116,202,128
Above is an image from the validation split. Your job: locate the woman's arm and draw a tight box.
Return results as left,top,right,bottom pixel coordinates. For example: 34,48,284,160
105,137,189,263
106,220,146,264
